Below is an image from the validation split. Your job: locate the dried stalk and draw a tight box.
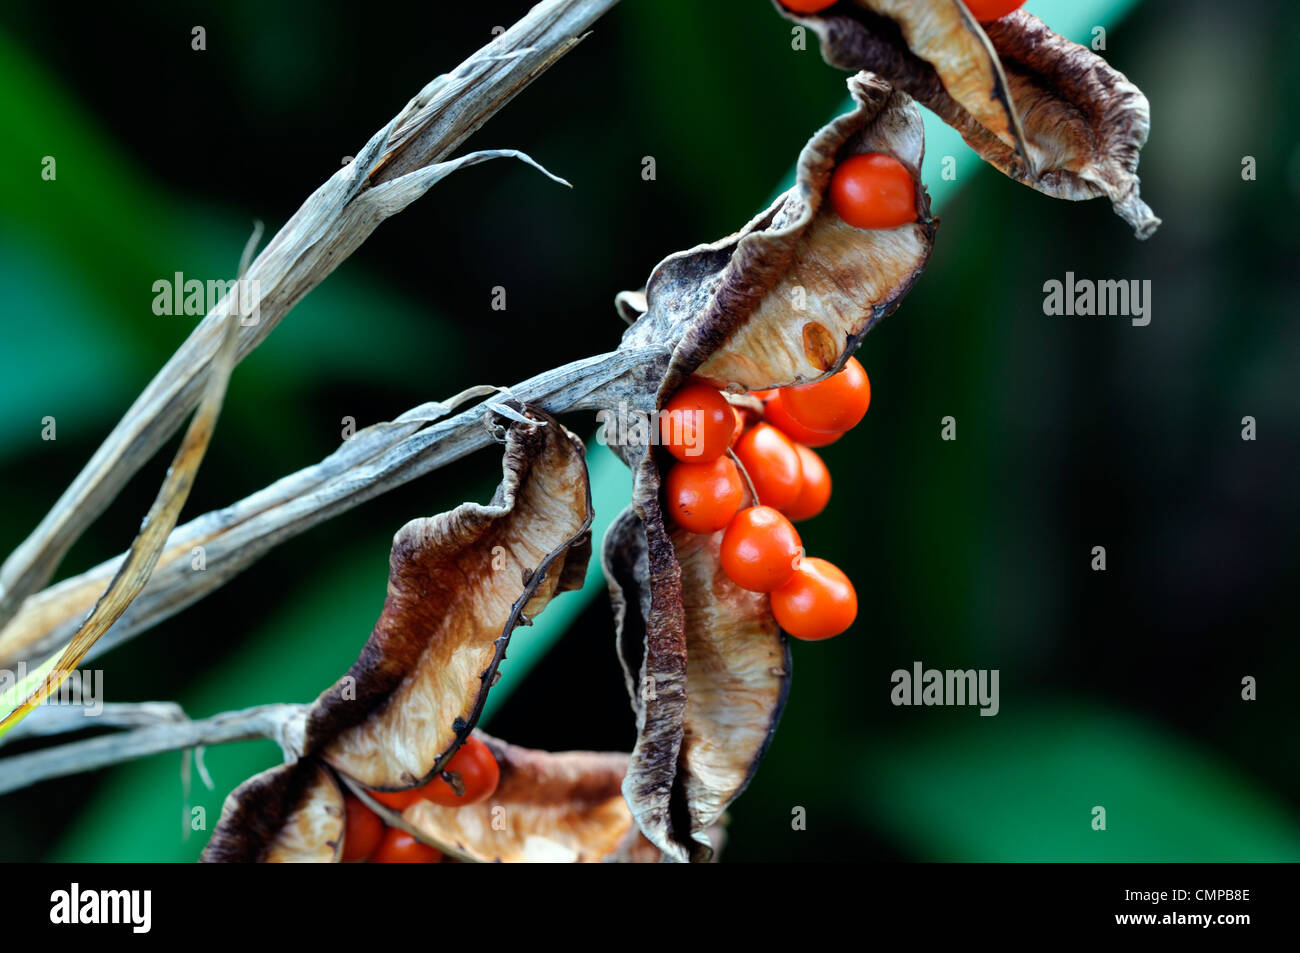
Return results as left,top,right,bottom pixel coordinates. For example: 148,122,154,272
0,277,243,737
0,346,663,671
0,701,187,746
0,0,622,629
0,703,303,796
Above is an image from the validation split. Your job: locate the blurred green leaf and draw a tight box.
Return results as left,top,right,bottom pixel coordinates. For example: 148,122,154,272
862,700,1300,861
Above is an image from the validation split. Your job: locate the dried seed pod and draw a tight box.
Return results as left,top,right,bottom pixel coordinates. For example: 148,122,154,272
201,759,343,863
301,409,593,793
778,0,1159,238
606,73,932,862
621,72,934,393
204,407,614,863
398,732,637,863
602,505,652,711
672,525,790,861
604,509,790,863
612,472,690,862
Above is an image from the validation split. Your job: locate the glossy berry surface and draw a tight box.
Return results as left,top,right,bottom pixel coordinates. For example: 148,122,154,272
829,153,916,230
962,0,1027,22
419,736,501,808
367,787,422,811
734,423,804,510
782,357,871,434
783,446,832,522
341,796,386,862
659,383,736,463
370,828,443,863
771,557,858,640
763,391,843,448
720,506,803,592
779,0,838,12
666,456,745,534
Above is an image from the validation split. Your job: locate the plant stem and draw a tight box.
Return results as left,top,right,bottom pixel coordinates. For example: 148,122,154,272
0,703,304,796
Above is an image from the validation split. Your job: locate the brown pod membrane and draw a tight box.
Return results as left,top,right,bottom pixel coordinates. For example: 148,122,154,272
780,0,1159,238
201,759,343,863
672,525,790,862
982,12,1158,236
303,408,593,792
621,72,934,393
602,505,651,713
399,732,637,863
622,459,691,863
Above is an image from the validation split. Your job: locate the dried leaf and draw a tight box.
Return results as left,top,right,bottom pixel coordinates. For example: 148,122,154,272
302,408,593,792
201,759,343,863
781,0,1159,237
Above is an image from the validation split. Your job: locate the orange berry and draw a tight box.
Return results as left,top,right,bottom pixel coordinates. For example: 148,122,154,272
783,446,832,522
962,0,1026,22
830,153,916,230
659,383,736,462
341,796,386,862
419,736,501,808
771,557,857,640
779,0,837,12
666,457,745,534
370,829,442,863
764,391,843,448
719,506,803,592
729,405,746,448
734,423,803,510
782,357,871,434
368,787,422,811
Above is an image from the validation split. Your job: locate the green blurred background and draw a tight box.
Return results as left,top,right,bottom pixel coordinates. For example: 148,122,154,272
0,0,1297,862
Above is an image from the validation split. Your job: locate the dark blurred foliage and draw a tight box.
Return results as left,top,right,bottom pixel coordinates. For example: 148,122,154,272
0,0,1296,861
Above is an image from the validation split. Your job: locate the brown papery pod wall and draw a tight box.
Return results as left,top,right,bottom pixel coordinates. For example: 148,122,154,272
778,0,1160,238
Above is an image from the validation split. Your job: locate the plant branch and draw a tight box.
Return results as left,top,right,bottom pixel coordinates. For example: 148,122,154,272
0,345,666,671
0,701,187,746
0,703,304,796
0,0,622,629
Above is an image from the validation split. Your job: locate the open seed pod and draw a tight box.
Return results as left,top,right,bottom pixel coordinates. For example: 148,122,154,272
301,406,593,793
203,406,624,862
619,71,934,394
394,732,638,863
776,0,1159,238
606,73,930,861
672,523,790,858
201,758,344,863
603,507,790,863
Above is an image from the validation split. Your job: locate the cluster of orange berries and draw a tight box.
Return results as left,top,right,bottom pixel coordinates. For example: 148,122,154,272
781,0,1026,25
659,358,873,641
340,736,500,862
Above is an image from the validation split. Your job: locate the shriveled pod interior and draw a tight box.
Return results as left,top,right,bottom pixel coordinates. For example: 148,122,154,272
778,0,1160,237
397,732,638,863
302,409,593,793
201,759,343,863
